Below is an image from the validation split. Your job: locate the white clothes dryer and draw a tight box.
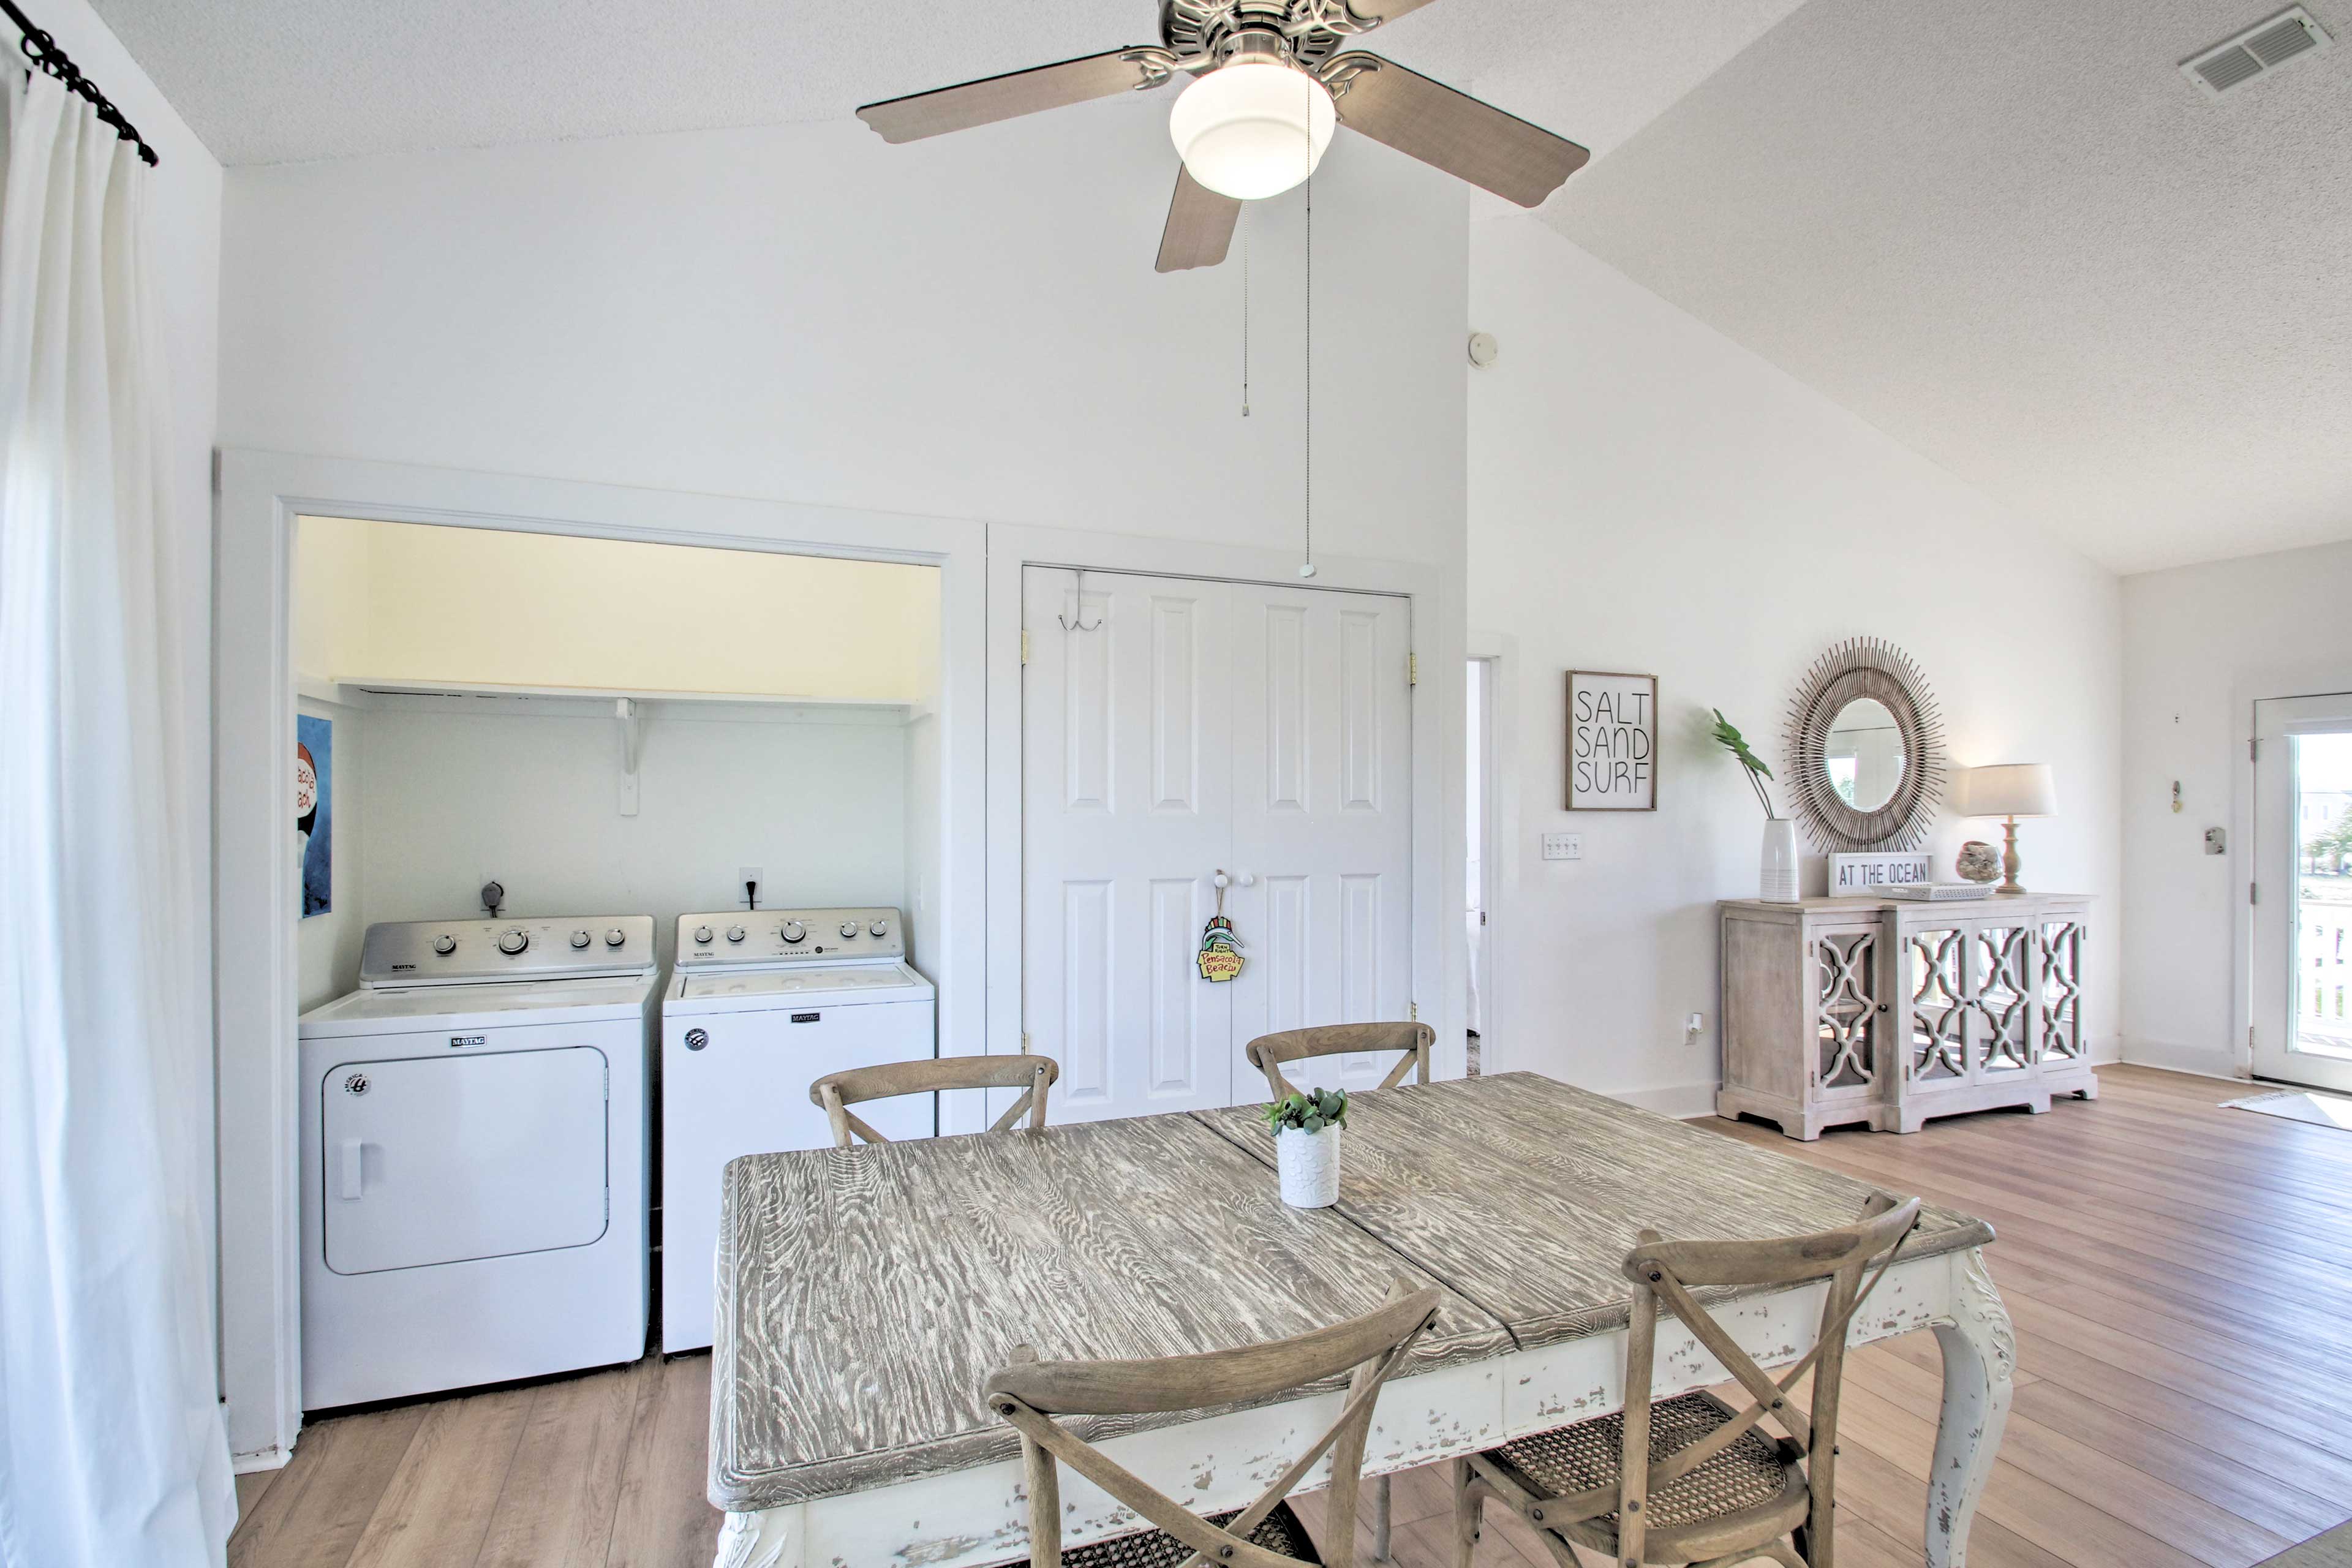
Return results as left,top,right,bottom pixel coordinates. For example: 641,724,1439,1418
660,906,934,1352
298,916,657,1409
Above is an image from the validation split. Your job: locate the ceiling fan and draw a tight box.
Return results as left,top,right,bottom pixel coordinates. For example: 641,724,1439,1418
856,0,1591,273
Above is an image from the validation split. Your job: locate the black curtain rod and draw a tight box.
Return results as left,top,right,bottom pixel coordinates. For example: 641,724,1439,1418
2,0,159,167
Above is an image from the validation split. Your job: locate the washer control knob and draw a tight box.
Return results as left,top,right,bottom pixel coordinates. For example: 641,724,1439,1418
497,929,529,956
870,920,889,938
432,934,457,956
781,921,805,943
726,925,746,943
605,928,627,947
570,930,592,949
693,925,714,945
840,921,859,939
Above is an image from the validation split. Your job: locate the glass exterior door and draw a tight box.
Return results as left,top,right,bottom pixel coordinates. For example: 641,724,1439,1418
2253,697,2352,1091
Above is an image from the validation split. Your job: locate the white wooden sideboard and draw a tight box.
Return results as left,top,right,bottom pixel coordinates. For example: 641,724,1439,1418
1719,892,2097,1139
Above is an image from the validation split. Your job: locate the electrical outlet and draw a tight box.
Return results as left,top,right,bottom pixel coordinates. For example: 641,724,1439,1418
738,865,764,907
1542,832,1583,862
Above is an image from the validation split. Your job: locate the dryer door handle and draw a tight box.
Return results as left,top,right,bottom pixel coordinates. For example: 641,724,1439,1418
337,1137,365,1200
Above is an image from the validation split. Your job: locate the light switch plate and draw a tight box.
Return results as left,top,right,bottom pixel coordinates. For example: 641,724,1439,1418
1542,832,1583,861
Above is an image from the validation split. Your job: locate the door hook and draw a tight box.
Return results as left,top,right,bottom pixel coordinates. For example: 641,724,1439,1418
1059,567,1102,632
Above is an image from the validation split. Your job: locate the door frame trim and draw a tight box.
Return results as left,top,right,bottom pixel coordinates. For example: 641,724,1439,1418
984,524,1466,1134
215,449,987,1467
1468,633,1517,1074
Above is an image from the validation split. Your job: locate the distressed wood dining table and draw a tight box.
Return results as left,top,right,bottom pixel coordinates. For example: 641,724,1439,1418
707,1072,2013,1568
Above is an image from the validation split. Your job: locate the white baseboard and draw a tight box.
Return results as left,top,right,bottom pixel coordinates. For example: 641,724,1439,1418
2119,1038,2244,1081
1602,1080,1722,1120
2088,1033,2124,1065
232,1443,293,1474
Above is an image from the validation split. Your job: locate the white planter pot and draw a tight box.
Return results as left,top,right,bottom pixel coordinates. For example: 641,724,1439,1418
1761,818,1801,903
1275,1125,1341,1208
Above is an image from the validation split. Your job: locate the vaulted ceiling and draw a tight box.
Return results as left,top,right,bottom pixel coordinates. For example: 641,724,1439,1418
1538,0,2352,574
89,0,2352,574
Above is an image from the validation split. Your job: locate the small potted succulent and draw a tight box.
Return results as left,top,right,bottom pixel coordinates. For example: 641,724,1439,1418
1264,1087,1348,1208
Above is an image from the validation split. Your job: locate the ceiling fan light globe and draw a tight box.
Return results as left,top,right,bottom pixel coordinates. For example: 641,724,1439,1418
1168,60,1336,201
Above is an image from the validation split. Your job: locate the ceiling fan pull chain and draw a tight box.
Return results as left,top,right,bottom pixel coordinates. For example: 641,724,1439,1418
1241,206,1251,418
1301,175,1315,579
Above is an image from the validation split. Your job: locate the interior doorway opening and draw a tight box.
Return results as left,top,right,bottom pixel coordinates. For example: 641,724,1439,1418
1467,654,1497,1076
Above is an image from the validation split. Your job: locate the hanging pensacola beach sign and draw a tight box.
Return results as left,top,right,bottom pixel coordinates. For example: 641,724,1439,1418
1566,671,1658,811
1198,872,1245,982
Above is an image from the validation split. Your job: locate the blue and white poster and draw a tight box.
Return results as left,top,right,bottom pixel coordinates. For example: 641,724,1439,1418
296,713,332,918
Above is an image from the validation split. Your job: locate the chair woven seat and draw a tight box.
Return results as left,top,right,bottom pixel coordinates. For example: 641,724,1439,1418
1011,1501,1322,1568
1486,1391,1792,1529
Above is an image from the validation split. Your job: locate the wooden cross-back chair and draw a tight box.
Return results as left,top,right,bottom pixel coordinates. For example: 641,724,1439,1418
1452,1193,1921,1568
1245,1022,1435,1101
986,1283,1444,1568
808,1054,1060,1150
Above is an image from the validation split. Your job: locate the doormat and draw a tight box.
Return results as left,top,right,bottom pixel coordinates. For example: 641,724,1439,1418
2222,1090,2352,1131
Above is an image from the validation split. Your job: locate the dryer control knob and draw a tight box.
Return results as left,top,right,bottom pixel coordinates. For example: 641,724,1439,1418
432,934,457,956
498,929,529,956
570,930,592,949
726,925,746,943
870,920,889,938
605,928,626,947
693,925,714,945
781,921,805,943
839,921,859,938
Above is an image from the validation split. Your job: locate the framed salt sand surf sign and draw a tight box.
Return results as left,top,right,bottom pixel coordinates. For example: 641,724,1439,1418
1567,670,1658,811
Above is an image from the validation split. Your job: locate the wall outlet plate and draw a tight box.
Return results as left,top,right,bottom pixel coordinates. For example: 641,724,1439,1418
739,865,764,906
2203,828,2226,855
1542,832,1583,861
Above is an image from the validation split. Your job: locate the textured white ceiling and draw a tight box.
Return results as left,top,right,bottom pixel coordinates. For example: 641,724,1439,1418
84,0,1802,168
1541,0,2352,574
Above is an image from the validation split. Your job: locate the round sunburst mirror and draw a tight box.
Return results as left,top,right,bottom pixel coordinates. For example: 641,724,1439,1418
1784,638,1945,853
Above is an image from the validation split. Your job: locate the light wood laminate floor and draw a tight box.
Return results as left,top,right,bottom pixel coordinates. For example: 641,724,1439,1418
229,1066,2352,1568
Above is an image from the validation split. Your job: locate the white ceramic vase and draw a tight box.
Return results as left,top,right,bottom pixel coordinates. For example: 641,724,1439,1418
1276,1125,1341,1208
1760,818,1800,903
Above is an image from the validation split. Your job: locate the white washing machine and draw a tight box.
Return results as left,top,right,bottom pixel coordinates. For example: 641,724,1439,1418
298,915,657,1409
660,905,934,1352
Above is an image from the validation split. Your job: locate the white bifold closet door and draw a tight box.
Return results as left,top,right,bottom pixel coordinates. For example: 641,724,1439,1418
1022,567,1414,1123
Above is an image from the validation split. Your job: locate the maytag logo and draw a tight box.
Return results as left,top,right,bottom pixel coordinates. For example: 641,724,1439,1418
449,1035,486,1049
391,962,416,972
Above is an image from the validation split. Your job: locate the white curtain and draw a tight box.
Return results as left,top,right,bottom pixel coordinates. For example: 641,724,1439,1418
0,68,233,1568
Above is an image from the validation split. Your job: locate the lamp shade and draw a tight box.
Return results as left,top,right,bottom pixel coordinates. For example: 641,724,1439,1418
1168,59,1336,200
1954,763,2056,820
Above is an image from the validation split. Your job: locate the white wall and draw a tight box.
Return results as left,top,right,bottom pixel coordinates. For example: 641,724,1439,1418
218,102,1466,568
290,519,940,1003
1469,217,2124,1111
2120,538,2352,1076
296,516,940,701
355,701,905,962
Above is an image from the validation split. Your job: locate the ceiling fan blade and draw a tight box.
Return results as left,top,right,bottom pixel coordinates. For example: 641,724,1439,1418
1324,53,1589,208
1156,167,1242,273
857,50,1172,144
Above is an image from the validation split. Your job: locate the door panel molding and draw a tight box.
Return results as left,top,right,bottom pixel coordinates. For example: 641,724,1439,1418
1001,529,1457,1122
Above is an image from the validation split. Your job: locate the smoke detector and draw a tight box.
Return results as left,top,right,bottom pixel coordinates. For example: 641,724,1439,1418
2182,7,2331,97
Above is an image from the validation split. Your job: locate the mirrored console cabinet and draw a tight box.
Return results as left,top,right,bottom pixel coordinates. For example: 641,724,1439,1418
1718,893,2097,1139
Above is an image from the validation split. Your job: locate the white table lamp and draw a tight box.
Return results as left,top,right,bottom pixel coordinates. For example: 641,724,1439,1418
1953,763,2056,895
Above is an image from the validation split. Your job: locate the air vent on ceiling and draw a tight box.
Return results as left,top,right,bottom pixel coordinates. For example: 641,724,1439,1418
2182,6,2332,97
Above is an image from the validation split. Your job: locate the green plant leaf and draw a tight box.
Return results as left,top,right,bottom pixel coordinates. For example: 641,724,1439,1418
1710,709,1774,779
